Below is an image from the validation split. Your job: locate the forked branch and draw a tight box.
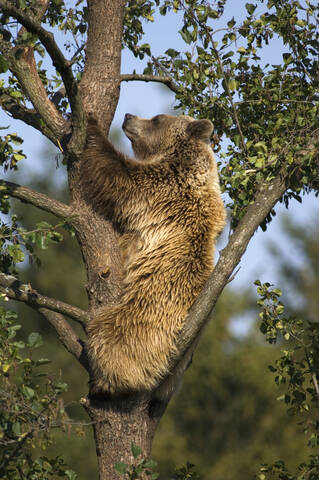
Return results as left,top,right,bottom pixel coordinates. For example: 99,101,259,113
0,272,88,326
0,34,67,141
181,174,287,346
0,0,85,148
0,1,74,99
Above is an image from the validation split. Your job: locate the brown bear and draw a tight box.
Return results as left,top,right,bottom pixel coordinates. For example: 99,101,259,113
82,113,226,394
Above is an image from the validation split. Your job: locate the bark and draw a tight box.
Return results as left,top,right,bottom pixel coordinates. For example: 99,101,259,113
69,0,126,310
66,2,161,478
0,179,72,219
79,0,125,129
121,73,180,94
82,395,160,480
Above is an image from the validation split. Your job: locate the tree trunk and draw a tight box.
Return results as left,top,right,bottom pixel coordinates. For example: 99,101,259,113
82,395,161,480
69,0,126,309
67,2,166,478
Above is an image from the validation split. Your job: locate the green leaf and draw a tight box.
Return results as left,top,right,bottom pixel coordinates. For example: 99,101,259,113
10,135,24,146
13,340,25,349
28,332,43,348
0,55,9,73
6,244,24,263
12,153,25,161
114,462,128,474
65,470,77,480
165,48,180,58
228,79,237,92
12,422,21,436
245,3,257,15
36,358,51,366
131,442,142,459
10,90,23,99
21,385,35,399
179,29,192,45
55,382,68,393
143,459,158,469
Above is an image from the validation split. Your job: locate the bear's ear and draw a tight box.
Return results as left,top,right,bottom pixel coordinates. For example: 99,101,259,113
186,119,214,142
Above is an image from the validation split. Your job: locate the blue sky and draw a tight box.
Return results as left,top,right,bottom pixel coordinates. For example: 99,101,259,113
1,1,317,333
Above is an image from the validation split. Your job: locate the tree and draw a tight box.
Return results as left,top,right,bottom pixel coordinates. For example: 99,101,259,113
0,1,318,479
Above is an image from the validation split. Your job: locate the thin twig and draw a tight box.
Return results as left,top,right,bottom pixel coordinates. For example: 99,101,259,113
0,429,32,475
120,73,180,94
66,42,86,67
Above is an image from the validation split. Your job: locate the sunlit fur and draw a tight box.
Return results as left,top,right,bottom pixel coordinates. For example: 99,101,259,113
82,113,226,394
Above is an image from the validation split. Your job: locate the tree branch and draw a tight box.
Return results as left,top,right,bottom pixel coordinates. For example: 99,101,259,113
0,272,88,326
79,0,125,131
0,0,66,140
38,308,89,370
0,1,75,103
0,90,59,146
0,36,67,142
0,179,73,219
120,73,180,94
16,0,49,40
183,174,287,343
0,1,85,149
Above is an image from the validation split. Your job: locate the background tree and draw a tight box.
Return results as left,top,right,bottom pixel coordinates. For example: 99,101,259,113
0,1,318,479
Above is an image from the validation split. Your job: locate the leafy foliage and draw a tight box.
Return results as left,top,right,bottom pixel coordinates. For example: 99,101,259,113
123,1,156,58
115,443,201,480
0,300,76,479
0,213,73,274
0,127,26,173
0,0,87,113
130,0,319,228
256,280,319,479
115,442,159,480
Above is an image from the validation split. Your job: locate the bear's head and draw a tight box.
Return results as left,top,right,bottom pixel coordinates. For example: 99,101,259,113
122,113,213,160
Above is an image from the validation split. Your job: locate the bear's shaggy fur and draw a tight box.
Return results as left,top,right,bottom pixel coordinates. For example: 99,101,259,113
83,113,226,394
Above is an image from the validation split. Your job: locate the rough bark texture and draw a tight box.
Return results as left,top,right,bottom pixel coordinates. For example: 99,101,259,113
82,395,160,480
69,1,126,310
66,2,159,478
